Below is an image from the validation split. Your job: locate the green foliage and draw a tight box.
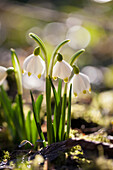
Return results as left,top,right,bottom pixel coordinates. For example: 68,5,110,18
66,83,72,139
29,33,84,145
0,32,86,148
59,84,67,141
30,91,46,147
11,48,23,95
0,87,39,145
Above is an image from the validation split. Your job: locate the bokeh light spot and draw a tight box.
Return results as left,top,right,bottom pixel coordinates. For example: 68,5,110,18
66,26,91,50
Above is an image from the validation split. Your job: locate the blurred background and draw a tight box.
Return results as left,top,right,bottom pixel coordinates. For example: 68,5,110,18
1,0,113,151
0,0,113,92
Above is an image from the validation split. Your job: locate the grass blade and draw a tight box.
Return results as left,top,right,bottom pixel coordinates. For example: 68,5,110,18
11,49,25,132
10,48,23,95
49,77,63,142
0,86,15,138
59,84,67,141
46,77,53,145
49,76,58,142
30,91,46,147
66,84,72,139
15,95,26,139
31,117,38,145
12,103,25,140
57,79,62,128
25,110,31,141
35,94,43,123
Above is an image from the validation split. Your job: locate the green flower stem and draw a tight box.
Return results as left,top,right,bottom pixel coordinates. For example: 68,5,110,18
59,83,67,141
48,40,70,143
70,49,85,66
66,84,72,139
29,34,71,145
30,91,46,147
46,77,53,145
55,79,62,142
29,33,53,145
18,94,26,135
49,39,70,77
49,76,57,142
11,48,25,135
11,48,23,95
49,77,62,142
29,33,48,76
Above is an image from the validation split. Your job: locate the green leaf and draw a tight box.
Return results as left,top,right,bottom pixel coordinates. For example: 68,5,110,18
18,94,25,132
31,117,38,145
10,48,22,95
49,78,63,142
12,102,24,140
0,87,26,141
59,84,67,141
10,49,26,137
56,79,62,141
66,84,72,139
49,76,58,105
49,76,58,142
16,95,25,129
46,77,53,145
0,86,15,138
30,91,46,147
35,94,43,123
25,110,31,141
70,49,85,66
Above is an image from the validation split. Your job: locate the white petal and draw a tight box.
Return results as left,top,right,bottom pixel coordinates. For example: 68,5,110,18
0,66,7,86
23,54,45,76
72,72,91,95
53,60,72,81
79,73,90,90
72,74,83,95
22,73,45,91
52,61,60,78
23,54,33,70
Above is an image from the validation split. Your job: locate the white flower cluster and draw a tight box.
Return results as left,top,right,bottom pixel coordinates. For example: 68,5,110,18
0,52,91,97
22,53,91,97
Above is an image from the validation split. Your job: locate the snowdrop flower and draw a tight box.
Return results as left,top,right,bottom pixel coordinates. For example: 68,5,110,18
72,65,91,97
0,66,7,86
22,73,45,91
52,53,72,83
22,47,45,91
22,48,45,79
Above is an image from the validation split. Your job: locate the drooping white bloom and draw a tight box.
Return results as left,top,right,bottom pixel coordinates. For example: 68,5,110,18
22,54,45,91
0,66,7,86
72,72,91,97
52,60,72,83
22,73,45,91
22,54,45,79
